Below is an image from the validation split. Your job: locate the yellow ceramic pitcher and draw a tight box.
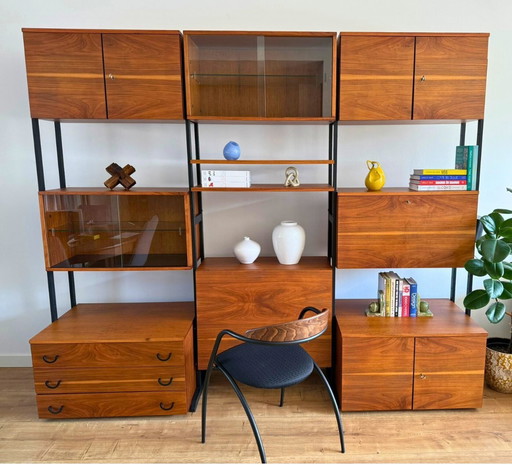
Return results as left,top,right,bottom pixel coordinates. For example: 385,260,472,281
365,160,386,191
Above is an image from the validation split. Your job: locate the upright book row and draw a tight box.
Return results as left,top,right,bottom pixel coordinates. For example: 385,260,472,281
377,272,418,317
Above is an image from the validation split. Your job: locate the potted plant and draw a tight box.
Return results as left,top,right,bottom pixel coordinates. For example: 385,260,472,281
464,188,512,393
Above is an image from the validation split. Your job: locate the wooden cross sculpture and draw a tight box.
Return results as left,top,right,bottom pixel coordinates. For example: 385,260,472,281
104,163,136,190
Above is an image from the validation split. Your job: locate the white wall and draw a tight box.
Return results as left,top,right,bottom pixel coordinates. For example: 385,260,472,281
1,0,511,366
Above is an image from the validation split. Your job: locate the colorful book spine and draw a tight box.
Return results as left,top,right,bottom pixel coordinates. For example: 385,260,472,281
410,175,467,181
406,278,418,317
383,272,392,317
402,280,411,317
409,184,467,191
413,169,467,175
378,272,386,317
455,145,479,191
410,180,467,185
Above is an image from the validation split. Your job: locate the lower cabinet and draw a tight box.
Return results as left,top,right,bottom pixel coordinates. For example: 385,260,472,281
335,299,487,411
30,302,195,419
195,257,333,370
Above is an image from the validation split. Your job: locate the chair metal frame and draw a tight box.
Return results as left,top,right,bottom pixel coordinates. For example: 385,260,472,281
201,306,345,463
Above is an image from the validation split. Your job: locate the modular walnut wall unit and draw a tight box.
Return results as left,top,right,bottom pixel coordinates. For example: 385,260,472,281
334,32,489,411
23,28,196,419
23,28,490,418
183,30,338,370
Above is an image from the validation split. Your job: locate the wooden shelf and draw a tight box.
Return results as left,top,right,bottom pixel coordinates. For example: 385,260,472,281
192,183,334,192
198,256,331,272
337,187,478,195
335,299,488,337
190,159,334,165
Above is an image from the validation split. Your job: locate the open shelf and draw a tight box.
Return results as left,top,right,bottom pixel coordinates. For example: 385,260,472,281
192,183,334,192
190,159,334,165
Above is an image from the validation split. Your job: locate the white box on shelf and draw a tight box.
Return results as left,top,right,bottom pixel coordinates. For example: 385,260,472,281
201,170,251,188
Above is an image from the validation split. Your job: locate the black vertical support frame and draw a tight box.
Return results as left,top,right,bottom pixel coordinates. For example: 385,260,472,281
450,122,467,302
54,121,77,308
186,119,206,412
465,119,485,316
32,118,58,322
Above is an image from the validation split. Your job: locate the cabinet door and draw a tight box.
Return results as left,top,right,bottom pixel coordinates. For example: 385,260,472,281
413,336,486,409
23,31,107,119
413,36,488,120
339,35,414,121
103,33,184,119
337,191,478,269
340,336,414,411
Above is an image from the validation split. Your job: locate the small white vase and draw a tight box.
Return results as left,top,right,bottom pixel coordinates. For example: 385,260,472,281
233,236,261,264
272,221,305,265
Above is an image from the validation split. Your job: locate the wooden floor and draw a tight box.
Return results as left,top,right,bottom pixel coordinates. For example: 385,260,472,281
1,368,511,463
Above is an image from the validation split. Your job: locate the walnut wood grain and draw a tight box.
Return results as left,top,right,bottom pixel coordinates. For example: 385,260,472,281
339,35,414,121
335,300,487,411
413,336,486,409
196,257,332,369
23,31,106,119
245,308,328,342
36,391,187,418
103,33,184,119
337,190,478,268
413,36,488,120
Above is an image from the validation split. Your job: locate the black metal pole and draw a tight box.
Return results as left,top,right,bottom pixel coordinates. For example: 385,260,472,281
47,271,58,322
54,121,66,188
32,118,45,191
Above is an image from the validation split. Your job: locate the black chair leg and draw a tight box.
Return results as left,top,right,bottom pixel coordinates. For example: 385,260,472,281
279,387,285,407
201,359,216,443
217,364,267,463
313,362,345,453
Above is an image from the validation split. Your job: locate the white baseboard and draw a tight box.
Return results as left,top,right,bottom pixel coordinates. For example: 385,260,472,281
0,355,32,367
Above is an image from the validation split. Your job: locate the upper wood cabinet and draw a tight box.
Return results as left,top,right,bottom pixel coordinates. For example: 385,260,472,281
183,31,337,121
339,33,489,121
22,29,184,120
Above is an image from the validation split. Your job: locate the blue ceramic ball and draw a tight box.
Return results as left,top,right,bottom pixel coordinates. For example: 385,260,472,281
223,141,241,160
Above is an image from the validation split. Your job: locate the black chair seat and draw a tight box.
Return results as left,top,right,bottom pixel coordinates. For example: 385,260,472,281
217,343,314,389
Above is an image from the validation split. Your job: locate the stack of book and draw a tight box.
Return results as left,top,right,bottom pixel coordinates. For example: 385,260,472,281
377,271,418,317
201,170,251,188
455,145,479,190
409,169,467,191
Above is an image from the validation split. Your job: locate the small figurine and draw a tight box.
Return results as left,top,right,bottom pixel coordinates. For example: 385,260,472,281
284,166,300,187
365,301,384,317
418,300,433,317
104,163,136,190
365,160,386,191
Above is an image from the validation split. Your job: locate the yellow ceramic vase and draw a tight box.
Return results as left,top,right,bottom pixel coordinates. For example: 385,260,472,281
365,160,386,191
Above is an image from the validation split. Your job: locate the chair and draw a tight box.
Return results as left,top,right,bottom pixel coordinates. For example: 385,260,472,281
201,306,345,463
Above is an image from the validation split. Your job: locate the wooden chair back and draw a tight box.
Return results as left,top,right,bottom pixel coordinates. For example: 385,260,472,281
244,308,329,343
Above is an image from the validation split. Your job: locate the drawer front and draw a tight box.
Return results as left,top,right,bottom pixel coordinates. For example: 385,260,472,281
36,391,187,419
31,342,184,368
337,192,478,268
413,336,486,410
33,366,186,394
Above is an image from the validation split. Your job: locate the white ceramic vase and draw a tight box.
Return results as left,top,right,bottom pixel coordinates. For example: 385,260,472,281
272,221,305,265
233,236,261,264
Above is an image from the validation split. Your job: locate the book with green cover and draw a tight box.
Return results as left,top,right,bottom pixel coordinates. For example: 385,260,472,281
455,145,479,190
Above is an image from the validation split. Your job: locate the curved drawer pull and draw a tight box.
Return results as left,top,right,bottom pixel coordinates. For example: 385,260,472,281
159,401,175,411
156,352,172,362
45,380,62,389
42,355,59,364
48,405,64,415
158,377,174,386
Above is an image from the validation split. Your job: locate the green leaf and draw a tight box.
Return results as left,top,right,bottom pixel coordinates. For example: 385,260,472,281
464,259,487,276
484,261,505,279
484,279,504,298
493,208,512,214
489,212,505,231
463,289,490,309
480,215,497,235
480,238,511,263
499,281,512,299
503,262,512,280
485,302,507,323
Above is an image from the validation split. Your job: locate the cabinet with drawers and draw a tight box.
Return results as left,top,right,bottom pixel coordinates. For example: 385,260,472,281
30,302,195,419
